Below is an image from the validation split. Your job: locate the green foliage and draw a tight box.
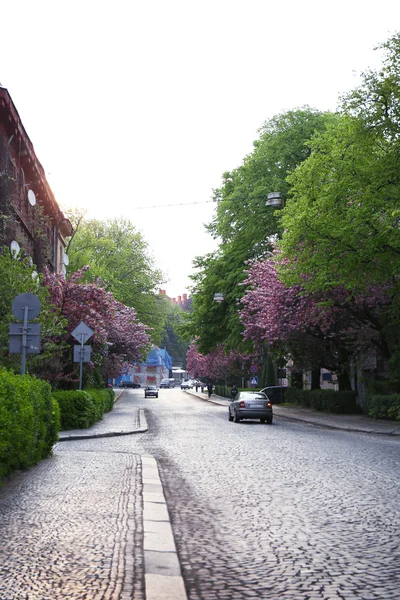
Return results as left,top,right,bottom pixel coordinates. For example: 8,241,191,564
186,108,334,354
66,217,167,344
0,247,68,376
284,387,360,414
366,394,400,420
214,385,246,398
159,301,189,366
279,34,400,295
52,388,114,430
88,388,115,415
0,368,60,482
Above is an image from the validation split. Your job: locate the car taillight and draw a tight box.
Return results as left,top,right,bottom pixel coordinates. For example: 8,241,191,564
267,402,272,408
240,400,245,408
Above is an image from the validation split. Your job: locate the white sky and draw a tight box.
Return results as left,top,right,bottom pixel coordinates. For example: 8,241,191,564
1,1,399,297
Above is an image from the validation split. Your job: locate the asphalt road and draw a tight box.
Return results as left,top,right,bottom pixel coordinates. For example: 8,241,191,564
1,389,399,599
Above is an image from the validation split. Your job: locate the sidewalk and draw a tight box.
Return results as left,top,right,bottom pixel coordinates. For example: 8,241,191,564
56,391,187,600
58,391,147,441
185,389,400,437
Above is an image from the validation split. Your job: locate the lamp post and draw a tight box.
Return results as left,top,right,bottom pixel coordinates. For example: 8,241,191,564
266,191,284,207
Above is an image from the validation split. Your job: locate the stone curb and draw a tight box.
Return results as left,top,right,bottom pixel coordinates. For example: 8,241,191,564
58,408,148,441
274,412,400,436
142,455,188,600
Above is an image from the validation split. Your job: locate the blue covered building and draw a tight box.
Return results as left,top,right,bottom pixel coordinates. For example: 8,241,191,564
116,347,173,387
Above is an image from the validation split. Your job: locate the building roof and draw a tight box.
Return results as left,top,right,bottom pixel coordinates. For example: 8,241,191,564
146,347,173,370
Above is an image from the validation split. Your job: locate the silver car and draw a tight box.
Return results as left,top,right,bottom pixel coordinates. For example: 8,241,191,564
229,391,273,424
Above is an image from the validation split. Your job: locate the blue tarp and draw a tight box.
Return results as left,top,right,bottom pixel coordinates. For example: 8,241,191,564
145,347,173,370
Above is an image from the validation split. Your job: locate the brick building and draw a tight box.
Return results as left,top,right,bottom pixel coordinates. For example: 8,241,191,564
0,86,72,273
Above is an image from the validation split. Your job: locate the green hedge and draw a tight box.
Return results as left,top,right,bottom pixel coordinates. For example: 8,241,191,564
366,394,400,421
285,388,360,414
0,368,60,482
52,388,114,430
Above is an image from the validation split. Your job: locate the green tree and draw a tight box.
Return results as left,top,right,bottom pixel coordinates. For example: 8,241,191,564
159,301,190,367
276,32,400,379
66,217,167,344
278,34,400,294
0,248,67,377
184,108,334,353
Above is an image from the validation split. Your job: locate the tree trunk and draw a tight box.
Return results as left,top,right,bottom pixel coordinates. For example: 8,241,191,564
311,369,321,390
291,370,303,389
337,369,352,391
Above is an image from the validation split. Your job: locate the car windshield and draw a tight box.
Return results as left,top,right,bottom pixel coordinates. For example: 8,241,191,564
147,386,156,390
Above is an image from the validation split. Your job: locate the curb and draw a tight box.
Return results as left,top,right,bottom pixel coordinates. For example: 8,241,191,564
58,409,148,441
274,411,400,436
142,455,187,600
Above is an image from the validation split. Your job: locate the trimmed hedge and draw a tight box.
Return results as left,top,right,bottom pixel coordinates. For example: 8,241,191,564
284,388,360,414
52,388,114,430
366,394,400,421
0,368,60,482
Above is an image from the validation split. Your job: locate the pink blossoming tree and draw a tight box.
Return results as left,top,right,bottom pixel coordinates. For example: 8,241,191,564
43,267,151,387
239,257,392,390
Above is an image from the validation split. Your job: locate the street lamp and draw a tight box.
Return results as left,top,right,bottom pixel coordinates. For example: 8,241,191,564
266,191,284,207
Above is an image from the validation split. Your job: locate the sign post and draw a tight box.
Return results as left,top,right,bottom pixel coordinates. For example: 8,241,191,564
9,293,41,375
71,322,94,390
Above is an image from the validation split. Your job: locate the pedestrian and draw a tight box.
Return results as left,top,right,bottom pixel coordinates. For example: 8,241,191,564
231,385,238,400
207,383,213,398
195,381,198,392
201,384,204,393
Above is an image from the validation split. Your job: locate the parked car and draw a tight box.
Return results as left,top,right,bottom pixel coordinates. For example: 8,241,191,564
180,380,193,389
228,391,273,424
118,381,141,389
260,386,287,404
144,385,159,398
160,378,175,388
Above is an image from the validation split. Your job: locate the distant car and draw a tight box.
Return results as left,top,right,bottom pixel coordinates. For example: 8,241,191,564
160,378,175,388
228,391,273,424
260,386,287,404
118,381,141,389
180,380,193,389
144,385,159,398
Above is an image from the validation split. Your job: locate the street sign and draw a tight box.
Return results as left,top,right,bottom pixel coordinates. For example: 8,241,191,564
71,321,94,343
12,293,41,320
9,323,41,354
250,376,258,385
73,345,92,363
250,364,258,373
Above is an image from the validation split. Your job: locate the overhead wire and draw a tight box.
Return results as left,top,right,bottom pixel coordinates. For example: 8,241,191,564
130,199,216,210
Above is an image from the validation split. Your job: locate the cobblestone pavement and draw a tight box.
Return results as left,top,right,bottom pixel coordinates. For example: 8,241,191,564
61,390,400,600
1,389,399,599
0,392,146,600
0,450,144,600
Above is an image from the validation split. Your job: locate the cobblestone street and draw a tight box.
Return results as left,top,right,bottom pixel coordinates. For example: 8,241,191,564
0,389,399,599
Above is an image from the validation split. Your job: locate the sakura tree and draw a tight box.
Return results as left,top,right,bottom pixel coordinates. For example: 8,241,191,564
43,267,151,385
239,257,393,390
186,341,254,384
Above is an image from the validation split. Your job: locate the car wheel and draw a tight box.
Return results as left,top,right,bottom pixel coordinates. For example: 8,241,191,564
234,411,240,423
156,394,158,398
260,418,266,424
267,417,273,424
228,410,233,422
